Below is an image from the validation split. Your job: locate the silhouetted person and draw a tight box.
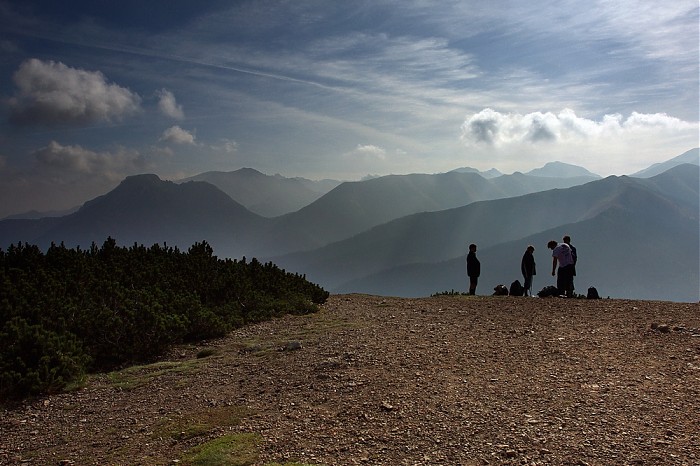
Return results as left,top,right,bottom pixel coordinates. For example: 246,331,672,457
548,240,574,297
563,235,577,294
521,245,536,296
466,243,480,295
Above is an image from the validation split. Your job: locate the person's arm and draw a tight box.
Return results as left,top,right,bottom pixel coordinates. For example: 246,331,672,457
551,256,557,276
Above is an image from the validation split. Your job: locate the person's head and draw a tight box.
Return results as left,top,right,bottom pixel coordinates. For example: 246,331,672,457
563,235,571,244
547,240,557,250
469,243,477,252
527,245,535,253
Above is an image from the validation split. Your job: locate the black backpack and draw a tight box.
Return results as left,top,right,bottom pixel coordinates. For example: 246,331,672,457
509,280,524,296
587,287,600,299
537,285,559,298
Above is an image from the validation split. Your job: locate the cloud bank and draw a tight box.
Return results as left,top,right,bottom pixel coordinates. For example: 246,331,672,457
461,108,696,146
9,59,142,126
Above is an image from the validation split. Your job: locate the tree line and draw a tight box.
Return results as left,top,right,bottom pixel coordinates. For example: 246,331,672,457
0,238,329,400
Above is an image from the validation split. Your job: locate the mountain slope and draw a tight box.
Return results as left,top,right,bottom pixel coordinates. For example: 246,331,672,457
632,148,699,178
180,168,341,217
254,171,601,256
1,174,268,257
271,166,699,302
526,161,600,178
337,199,699,302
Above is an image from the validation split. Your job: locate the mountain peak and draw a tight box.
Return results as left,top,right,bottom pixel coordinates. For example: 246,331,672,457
526,162,599,178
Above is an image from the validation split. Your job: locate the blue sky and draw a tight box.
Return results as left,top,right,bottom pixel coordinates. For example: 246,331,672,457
0,0,698,218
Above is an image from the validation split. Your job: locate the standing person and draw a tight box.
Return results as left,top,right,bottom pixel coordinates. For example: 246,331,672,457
466,243,480,295
563,235,577,294
547,240,574,297
521,245,536,296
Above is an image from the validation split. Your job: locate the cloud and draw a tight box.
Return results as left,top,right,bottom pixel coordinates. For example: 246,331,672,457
9,59,142,126
346,144,387,160
159,125,196,145
33,141,146,178
156,88,185,119
210,138,238,153
461,108,696,146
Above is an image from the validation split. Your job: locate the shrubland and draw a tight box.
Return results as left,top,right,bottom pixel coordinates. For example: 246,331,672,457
0,238,328,400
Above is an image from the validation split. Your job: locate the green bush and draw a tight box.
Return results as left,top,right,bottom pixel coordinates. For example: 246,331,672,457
0,317,90,398
0,239,329,400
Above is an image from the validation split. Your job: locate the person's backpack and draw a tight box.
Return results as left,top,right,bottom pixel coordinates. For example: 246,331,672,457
493,284,508,296
537,285,559,298
509,280,524,296
587,287,600,299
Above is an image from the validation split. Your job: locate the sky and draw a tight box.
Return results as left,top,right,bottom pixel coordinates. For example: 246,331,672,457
0,0,698,218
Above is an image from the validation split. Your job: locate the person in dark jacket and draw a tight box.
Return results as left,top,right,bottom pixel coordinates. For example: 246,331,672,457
466,243,480,295
521,245,536,296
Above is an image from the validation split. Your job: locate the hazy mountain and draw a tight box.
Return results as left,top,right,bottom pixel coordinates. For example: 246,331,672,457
450,166,503,178
631,148,699,178
526,161,600,178
0,174,268,257
270,165,699,302
253,171,602,256
2,206,79,220
179,168,341,217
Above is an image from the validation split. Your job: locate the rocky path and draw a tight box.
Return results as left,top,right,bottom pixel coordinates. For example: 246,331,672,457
1,294,699,465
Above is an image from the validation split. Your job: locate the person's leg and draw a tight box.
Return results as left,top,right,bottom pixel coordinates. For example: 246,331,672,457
523,275,532,296
469,277,478,295
556,268,566,296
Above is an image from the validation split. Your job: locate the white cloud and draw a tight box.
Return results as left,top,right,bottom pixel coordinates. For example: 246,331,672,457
159,125,196,145
9,59,142,126
461,108,696,146
459,108,698,176
156,88,185,119
345,144,387,160
210,138,238,153
33,141,146,178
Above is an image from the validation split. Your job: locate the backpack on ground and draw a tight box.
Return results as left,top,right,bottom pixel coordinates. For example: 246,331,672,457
509,280,524,296
537,285,559,298
587,287,600,299
493,284,508,296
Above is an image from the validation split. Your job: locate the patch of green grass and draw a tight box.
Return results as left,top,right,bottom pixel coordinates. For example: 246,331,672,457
196,348,217,358
153,405,249,440
264,463,318,466
106,360,199,390
182,433,261,466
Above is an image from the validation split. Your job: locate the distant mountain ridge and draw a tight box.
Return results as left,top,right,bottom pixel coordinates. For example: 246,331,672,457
450,166,503,178
179,168,341,217
253,170,605,256
631,148,699,178
271,164,698,302
20,174,268,258
0,150,697,302
525,161,600,178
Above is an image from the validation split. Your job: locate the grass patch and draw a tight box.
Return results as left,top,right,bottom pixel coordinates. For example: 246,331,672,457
196,348,218,358
153,405,249,440
107,360,199,390
182,432,261,465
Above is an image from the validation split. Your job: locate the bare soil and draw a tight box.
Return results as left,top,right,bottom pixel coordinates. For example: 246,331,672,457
1,294,699,465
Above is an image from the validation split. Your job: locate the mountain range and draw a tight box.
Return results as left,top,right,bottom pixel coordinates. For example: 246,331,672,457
0,150,698,302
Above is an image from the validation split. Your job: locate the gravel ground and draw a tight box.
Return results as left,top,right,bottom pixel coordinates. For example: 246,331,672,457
1,294,699,465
